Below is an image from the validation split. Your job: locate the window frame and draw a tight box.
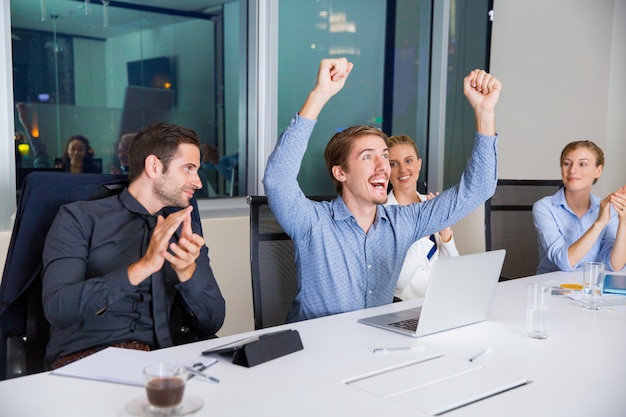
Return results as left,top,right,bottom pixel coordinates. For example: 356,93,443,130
1,0,18,232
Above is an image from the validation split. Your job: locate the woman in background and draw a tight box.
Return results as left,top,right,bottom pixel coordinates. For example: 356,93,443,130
533,140,626,274
384,134,459,300
57,135,99,173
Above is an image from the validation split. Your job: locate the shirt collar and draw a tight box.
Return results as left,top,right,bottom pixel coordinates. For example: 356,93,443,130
119,188,154,217
330,194,389,224
551,186,600,213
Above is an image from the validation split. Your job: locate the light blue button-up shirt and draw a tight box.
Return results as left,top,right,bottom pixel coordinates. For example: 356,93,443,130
533,187,623,274
263,115,498,321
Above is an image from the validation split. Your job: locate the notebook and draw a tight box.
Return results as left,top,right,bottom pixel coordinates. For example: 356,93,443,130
358,249,506,337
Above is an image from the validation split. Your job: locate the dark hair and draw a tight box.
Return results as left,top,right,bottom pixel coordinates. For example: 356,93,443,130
388,134,420,158
61,135,95,172
128,123,201,182
324,125,389,193
560,140,604,184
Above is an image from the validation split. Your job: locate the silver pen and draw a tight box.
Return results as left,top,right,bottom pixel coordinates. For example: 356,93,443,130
373,346,425,354
468,347,492,362
186,362,219,383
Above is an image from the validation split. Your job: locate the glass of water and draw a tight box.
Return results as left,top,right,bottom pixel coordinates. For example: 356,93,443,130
527,283,550,339
583,262,605,310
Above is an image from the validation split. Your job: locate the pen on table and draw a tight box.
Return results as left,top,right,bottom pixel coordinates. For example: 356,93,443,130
188,360,217,377
373,346,425,354
468,347,492,362
186,364,220,383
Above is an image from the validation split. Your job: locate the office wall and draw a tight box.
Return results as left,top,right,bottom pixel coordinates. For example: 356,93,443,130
201,216,254,336
453,0,626,255
493,0,625,194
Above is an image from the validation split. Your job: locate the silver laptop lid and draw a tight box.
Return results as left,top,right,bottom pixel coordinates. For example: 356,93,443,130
358,249,506,337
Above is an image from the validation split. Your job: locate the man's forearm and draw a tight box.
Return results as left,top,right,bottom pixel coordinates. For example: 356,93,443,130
299,89,333,120
475,110,496,136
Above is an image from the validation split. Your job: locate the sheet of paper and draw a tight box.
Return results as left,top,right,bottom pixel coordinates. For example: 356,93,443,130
51,347,216,386
391,365,527,415
347,355,528,415
565,292,626,307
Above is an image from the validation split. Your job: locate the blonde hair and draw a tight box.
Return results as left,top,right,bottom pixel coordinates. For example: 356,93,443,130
387,135,420,158
560,140,604,184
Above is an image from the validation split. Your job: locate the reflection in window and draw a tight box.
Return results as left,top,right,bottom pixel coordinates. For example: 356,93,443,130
11,0,245,199
276,0,490,195
443,0,492,189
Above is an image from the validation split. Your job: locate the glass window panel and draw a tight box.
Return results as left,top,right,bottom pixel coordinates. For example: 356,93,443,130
274,0,491,195
389,0,432,186
10,0,245,199
277,0,387,196
443,0,492,189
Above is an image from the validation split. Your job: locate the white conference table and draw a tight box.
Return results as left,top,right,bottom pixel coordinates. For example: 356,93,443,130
1,271,625,417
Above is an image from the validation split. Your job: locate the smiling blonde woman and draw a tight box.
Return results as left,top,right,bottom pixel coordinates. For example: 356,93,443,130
533,140,626,274
384,134,459,300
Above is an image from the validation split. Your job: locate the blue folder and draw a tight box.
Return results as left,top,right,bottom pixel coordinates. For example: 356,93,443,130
603,274,626,295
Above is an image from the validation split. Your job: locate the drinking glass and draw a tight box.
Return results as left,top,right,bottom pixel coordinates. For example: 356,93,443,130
527,283,550,339
143,363,188,416
583,262,605,310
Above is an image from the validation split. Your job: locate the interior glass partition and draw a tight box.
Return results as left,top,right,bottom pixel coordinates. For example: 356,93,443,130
10,0,245,198
442,0,493,189
277,0,389,196
7,0,491,207
276,0,491,196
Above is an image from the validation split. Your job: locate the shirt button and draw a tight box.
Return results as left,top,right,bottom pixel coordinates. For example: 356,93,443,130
367,264,372,269
368,290,373,295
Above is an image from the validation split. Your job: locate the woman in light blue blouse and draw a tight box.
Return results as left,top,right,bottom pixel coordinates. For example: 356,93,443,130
532,140,626,274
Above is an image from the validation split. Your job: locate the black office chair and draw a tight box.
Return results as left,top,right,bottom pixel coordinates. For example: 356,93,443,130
485,179,563,280
0,171,207,380
15,167,65,201
0,172,129,380
247,195,334,330
417,181,427,195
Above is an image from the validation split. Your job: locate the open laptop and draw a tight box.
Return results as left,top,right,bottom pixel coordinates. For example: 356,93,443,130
358,249,506,337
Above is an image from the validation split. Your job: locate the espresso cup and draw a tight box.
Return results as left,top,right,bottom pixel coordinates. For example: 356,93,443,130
143,363,188,416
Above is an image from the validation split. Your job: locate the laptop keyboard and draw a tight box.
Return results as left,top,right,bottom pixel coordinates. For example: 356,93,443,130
389,317,420,331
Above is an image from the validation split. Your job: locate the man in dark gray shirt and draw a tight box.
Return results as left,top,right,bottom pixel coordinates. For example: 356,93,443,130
42,123,226,369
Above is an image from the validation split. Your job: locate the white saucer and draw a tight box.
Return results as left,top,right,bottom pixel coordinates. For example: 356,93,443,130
125,396,203,416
